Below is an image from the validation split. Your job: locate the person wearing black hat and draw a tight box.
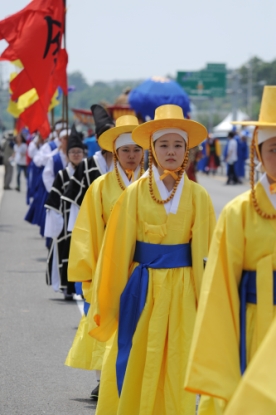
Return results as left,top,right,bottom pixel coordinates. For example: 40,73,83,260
25,126,69,239
62,104,115,221
44,125,85,299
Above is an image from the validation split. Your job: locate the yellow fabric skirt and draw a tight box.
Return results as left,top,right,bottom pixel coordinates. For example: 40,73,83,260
96,268,197,415
65,314,105,371
197,304,276,415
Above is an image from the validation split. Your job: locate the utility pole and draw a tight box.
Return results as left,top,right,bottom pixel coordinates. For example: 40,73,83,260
247,59,253,118
208,96,215,132
0,62,3,133
231,70,238,122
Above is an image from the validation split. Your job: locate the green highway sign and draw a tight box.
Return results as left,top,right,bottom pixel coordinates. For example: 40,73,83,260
177,63,227,97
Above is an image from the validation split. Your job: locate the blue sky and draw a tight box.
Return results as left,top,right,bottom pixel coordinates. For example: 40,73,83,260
0,0,275,84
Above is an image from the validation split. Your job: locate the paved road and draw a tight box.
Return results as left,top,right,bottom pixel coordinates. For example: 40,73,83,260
0,171,97,415
0,169,249,415
197,172,250,217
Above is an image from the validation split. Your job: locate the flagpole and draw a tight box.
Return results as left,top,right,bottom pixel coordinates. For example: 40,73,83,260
63,0,68,129
51,108,55,129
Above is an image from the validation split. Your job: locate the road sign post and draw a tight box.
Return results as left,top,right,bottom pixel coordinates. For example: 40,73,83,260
177,63,227,97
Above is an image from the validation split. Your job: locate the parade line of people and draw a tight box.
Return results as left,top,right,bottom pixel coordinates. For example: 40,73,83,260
4,86,276,414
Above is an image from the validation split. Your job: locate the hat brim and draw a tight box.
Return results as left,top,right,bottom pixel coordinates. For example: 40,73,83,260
132,119,207,150
232,121,276,127
98,125,138,152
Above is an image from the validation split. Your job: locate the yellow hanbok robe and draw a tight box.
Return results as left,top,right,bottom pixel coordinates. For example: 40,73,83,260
224,316,276,415
89,173,216,415
65,169,124,370
185,182,276,414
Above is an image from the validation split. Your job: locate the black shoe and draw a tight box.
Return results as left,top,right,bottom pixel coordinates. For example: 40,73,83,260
63,289,74,301
15,187,20,192
4,186,12,190
90,383,100,401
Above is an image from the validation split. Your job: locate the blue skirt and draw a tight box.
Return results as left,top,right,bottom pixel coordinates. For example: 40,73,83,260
25,175,48,236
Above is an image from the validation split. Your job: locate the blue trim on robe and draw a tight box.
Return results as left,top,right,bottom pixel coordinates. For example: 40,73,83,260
116,241,192,395
74,282,83,296
83,301,90,316
74,282,90,316
49,141,57,151
53,152,63,177
239,270,276,374
26,162,44,205
25,141,58,230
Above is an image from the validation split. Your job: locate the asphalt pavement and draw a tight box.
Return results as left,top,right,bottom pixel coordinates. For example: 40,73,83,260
0,168,97,415
0,167,249,415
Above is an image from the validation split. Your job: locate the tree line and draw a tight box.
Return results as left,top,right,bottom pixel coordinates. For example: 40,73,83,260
1,56,276,132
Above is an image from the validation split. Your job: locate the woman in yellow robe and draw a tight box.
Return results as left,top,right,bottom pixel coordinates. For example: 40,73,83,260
88,104,216,415
65,115,144,397
185,86,276,414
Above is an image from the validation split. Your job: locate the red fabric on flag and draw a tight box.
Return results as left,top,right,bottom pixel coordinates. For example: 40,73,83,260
15,117,25,134
19,99,51,139
48,48,68,100
0,0,65,100
1,0,68,139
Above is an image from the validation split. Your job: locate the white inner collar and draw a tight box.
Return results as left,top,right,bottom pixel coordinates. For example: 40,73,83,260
117,162,141,188
260,173,276,209
152,164,184,215
93,151,114,174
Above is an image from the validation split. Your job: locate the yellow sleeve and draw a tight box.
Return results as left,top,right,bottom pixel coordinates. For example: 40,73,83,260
191,190,216,301
88,185,137,342
224,317,276,415
185,203,245,402
67,178,105,283
215,139,221,156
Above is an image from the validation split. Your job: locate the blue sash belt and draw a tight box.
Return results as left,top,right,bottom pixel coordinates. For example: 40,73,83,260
239,270,276,374
116,240,192,395
74,282,90,316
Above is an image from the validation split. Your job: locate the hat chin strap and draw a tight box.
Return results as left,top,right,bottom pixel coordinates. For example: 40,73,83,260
255,127,276,193
151,140,183,181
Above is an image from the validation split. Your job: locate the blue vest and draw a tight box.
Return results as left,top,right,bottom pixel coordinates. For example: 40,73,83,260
48,141,57,151
53,152,63,176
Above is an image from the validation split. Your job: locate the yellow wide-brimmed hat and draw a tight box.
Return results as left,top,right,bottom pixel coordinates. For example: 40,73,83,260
98,115,139,152
132,104,207,150
232,86,276,127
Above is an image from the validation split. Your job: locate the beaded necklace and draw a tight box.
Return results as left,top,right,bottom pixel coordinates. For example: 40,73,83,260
148,143,190,205
113,152,144,191
250,130,276,219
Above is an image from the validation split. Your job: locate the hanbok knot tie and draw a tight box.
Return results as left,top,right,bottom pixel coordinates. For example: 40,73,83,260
269,182,276,194
125,169,134,182
160,167,182,181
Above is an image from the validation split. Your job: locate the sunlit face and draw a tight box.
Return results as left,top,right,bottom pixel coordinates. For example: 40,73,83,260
117,144,143,171
260,136,276,180
68,147,84,166
154,133,186,170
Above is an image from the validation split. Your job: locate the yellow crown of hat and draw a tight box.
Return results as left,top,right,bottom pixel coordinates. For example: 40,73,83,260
132,104,207,149
232,86,276,127
98,115,139,152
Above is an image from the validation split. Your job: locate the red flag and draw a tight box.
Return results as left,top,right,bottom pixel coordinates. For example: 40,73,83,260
15,117,26,134
19,99,51,138
0,0,65,101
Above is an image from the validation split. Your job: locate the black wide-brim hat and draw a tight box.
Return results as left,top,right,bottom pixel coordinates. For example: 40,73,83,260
91,104,115,138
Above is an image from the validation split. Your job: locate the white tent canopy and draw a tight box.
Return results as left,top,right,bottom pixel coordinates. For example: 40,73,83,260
213,110,249,137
